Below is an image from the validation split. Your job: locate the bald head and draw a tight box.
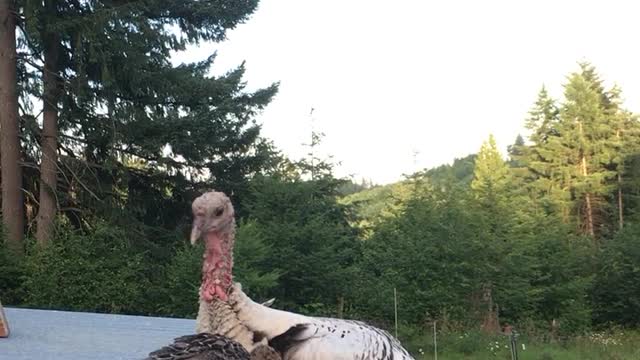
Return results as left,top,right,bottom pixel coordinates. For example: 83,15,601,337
191,191,235,244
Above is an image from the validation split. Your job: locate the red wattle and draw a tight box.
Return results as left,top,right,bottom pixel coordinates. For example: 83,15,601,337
200,230,232,302
215,286,228,301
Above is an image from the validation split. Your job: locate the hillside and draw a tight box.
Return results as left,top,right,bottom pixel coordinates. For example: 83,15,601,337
340,154,477,237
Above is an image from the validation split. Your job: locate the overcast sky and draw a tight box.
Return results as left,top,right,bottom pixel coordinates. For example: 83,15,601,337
172,0,640,184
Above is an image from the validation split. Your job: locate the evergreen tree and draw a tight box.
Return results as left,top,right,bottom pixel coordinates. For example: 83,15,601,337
518,86,570,220
14,0,277,244
471,134,511,212
557,64,617,239
602,87,640,230
244,173,360,317
507,134,525,167
0,0,24,255
525,86,560,146
519,64,629,240
470,134,526,329
35,0,62,245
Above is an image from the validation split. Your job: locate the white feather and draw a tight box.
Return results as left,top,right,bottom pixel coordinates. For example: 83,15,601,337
229,283,415,360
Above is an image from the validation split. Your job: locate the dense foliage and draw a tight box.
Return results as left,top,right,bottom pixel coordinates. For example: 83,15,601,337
22,223,150,314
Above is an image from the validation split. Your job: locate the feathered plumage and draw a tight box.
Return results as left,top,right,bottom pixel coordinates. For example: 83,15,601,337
190,190,414,359
229,284,415,360
145,333,280,360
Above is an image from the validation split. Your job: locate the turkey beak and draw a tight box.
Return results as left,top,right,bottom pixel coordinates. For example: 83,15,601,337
190,223,202,245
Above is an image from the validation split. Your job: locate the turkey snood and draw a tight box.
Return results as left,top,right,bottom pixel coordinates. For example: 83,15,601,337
191,191,236,302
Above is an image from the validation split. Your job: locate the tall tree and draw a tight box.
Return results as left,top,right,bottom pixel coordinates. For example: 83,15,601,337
471,134,511,211
244,173,360,316
558,64,617,239
617,115,640,226
17,0,275,243
601,86,640,231
517,86,570,220
470,134,518,328
525,86,560,146
35,0,61,245
521,64,624,239
507,134,525,166
0,0,24,254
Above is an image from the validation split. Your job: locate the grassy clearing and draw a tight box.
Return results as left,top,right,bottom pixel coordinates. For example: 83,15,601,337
404,329,640,360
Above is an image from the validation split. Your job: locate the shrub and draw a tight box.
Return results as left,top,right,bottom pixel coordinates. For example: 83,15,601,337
0,224,26,305
22,222,149,314
592,223,640,327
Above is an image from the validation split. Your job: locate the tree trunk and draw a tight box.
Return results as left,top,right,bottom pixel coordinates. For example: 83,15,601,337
36,0,60,246
0,0,24,255
616,129,624,231
337,295,344,319
578,120,595,238
617,176,623,230
581,154,595,237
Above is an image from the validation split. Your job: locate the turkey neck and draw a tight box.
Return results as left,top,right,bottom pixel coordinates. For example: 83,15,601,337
201,221,235,302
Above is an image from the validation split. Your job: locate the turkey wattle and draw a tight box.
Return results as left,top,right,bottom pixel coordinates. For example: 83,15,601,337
192,190,415,360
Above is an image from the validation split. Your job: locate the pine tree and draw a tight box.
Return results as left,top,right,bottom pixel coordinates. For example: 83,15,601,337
471,134,514,239
516,86,573,221
16,0,276,243
519,64,632,240
472,134,511,206
507,134,526,170
559,64,619,239
615,115,640,229
35,0,62,245
0,0,24,254
525,86,560,146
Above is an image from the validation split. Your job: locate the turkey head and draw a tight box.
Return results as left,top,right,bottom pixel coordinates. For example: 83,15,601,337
191,191,236,302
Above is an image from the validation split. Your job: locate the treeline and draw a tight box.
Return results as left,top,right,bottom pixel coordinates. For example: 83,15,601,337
1,0,640,351
345,63,640,337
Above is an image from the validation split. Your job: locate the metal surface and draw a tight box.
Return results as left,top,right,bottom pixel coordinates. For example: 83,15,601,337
0,307,195,360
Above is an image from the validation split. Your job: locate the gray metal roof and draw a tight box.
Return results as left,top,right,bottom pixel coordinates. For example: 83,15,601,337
1,307,195,360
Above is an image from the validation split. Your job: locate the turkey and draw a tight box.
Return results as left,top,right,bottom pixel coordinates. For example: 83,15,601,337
190,190,415,360
189,191,267,352
145,333,281,360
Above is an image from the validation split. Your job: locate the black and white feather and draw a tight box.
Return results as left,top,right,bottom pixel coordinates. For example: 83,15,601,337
145,333,251,360
229,284,415,360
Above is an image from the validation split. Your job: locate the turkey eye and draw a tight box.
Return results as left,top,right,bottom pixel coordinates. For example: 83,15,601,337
214,207,224,216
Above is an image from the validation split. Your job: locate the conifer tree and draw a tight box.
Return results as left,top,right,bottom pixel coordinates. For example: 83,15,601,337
15,0,276,243
0,0,24,254
472,134,514,241
518,86,571,220
519,64,632,240
558,64,619,239
472,134,511,207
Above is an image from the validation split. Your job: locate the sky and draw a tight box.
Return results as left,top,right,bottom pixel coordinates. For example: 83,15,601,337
172,0,640,185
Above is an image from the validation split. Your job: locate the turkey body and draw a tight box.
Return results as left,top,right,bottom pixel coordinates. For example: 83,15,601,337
270,319,414,360
230,284,415,360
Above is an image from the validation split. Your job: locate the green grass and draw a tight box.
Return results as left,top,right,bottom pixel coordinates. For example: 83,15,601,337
404,329,640,360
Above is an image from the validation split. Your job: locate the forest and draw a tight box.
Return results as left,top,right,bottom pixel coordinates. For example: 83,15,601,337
1,1,640,359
